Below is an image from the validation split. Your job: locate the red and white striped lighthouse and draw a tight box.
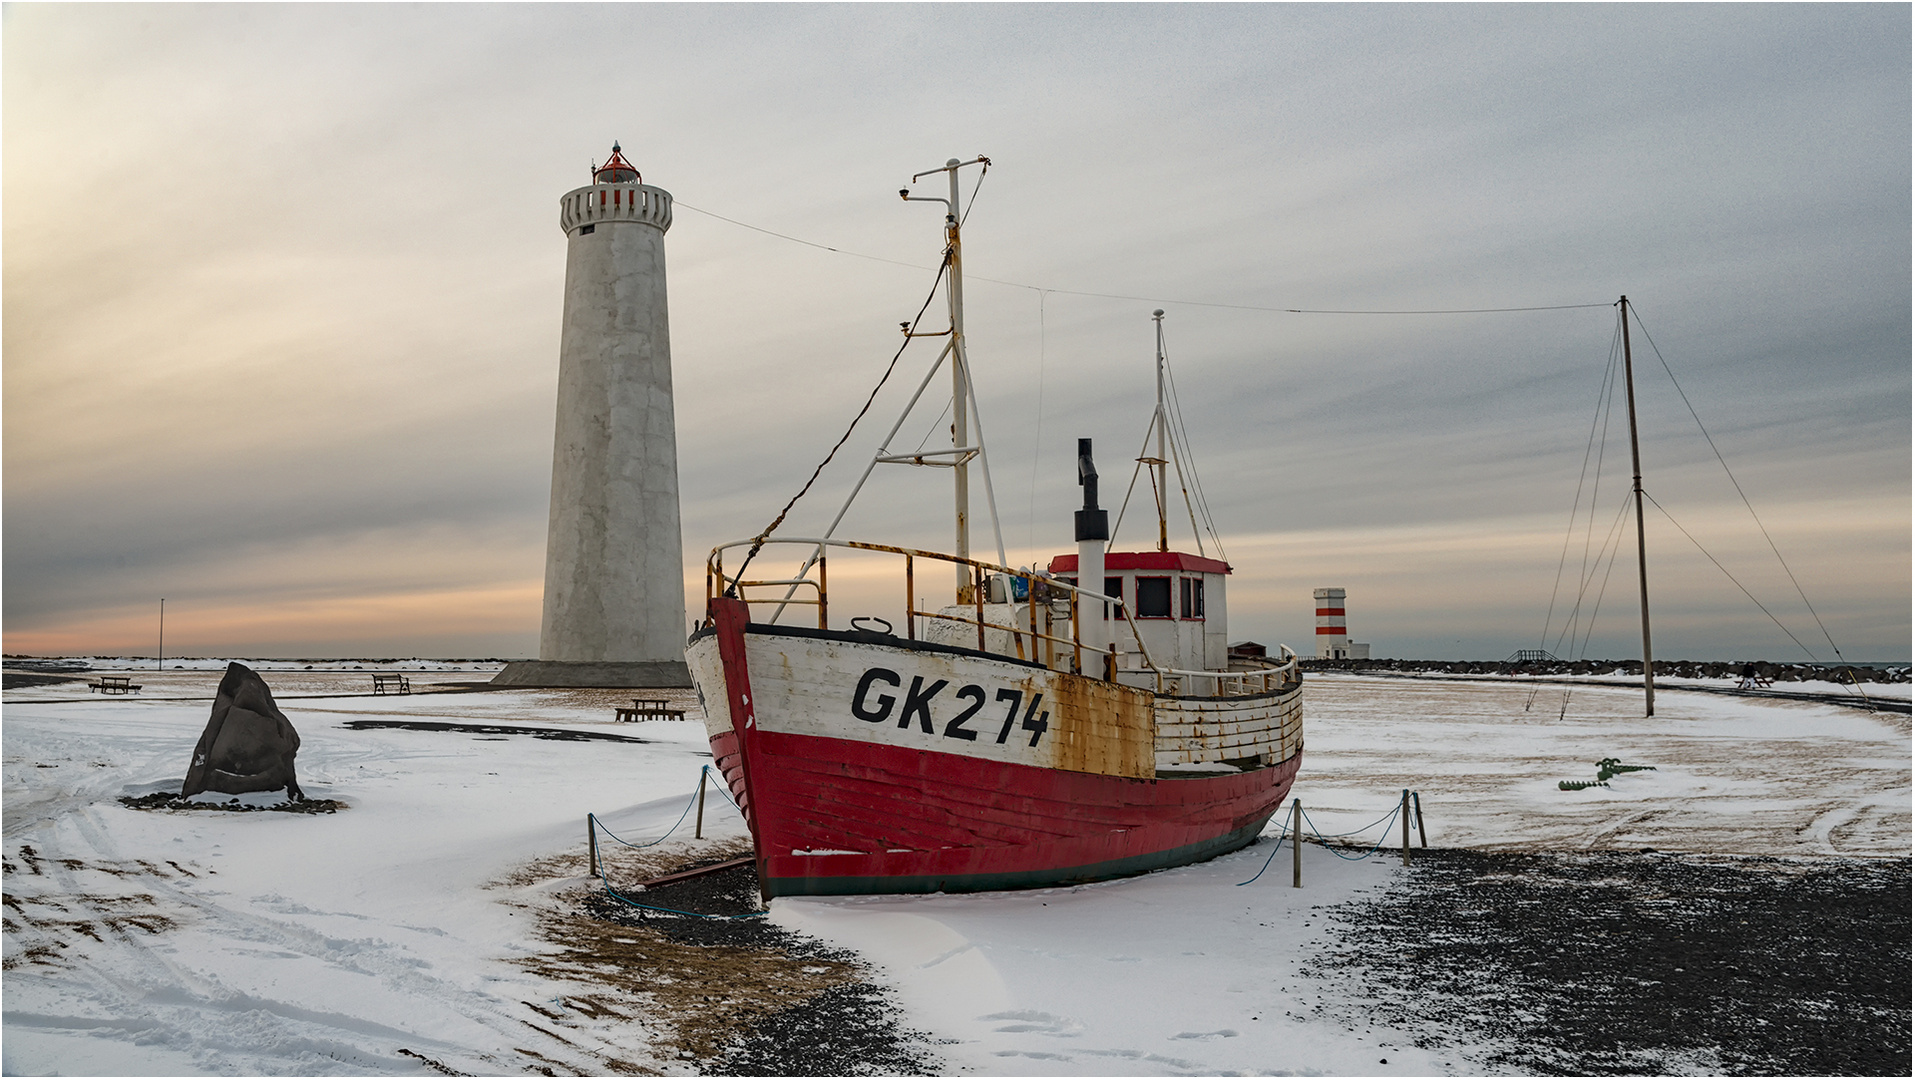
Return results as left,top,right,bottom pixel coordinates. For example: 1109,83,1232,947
1314,587,1348,658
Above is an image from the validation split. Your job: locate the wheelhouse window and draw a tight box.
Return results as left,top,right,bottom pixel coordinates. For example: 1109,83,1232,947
1180,577,1205,619
1136,576,1172,618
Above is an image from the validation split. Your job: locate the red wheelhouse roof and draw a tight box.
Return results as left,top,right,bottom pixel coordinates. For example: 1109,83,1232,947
1047,551,1231,575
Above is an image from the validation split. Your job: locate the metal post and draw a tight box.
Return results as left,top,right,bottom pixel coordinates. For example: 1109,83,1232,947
157,598,164,672
587,813,600,877
815,550,828,629
1291,798,1303,888
1619,296,1655,717
905,555,916,641
1413,791,1427,848
694,767,708,839
1400,789,1411,866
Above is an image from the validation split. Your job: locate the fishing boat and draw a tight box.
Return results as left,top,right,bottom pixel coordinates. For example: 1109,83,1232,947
685,157,1302,897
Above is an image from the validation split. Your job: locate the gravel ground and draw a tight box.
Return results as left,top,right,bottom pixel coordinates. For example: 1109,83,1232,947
570,861,943,1076
1314,849,1911,1075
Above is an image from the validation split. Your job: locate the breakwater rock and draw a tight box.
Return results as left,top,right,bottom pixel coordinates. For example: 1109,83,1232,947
1299,657,1909,683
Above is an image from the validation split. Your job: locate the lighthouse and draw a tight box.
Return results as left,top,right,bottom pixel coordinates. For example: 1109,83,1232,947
1313,587,1370,660
494,144,691,688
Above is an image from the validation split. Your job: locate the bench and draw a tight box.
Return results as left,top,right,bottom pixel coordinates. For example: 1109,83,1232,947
87,674,142,695
1735,675,1774,689
372,673,411,695
614,697,686,722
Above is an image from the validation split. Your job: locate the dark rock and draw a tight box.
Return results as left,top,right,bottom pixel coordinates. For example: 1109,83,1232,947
182,663,303,800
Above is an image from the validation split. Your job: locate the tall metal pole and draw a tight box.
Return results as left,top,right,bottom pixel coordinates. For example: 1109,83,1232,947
1153,310,1169,552
1619,296,1655,717
158,598,164,672
946,160,971,603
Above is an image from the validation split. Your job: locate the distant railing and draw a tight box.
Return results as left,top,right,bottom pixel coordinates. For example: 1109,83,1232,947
705,538,1299,697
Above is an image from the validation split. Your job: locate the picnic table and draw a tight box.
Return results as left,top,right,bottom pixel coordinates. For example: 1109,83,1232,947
87,674,142,695
615,697,686,722
372,673,411,695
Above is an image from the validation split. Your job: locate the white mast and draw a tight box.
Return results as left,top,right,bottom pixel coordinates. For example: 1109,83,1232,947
1153,309,1169,552
771,156,1001,620
942,161,972,599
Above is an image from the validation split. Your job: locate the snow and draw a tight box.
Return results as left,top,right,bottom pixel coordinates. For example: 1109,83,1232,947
5,668,1907,1074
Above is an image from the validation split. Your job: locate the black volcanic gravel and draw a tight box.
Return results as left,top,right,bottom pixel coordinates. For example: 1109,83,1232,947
1314,849,1911,1075
581,862,942,1075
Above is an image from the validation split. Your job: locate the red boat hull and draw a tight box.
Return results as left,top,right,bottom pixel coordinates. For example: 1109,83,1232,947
709,727,1298,895
698,597,1301,896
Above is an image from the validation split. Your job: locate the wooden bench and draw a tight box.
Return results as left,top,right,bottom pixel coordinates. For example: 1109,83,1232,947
372,673,411,695
614,697,686,722
87,674,142,695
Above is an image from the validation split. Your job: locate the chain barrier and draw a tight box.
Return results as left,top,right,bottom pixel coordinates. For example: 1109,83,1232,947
1235,794,1418,886
587,766,764,920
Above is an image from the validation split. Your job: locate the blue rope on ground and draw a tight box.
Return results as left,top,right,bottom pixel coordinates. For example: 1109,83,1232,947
596,862,764,920
1234,818,1292,886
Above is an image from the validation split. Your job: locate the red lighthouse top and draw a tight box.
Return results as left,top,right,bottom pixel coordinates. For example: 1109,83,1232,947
593,142,641,185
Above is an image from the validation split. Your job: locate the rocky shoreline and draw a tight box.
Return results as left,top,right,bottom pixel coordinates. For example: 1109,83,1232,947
1300,657,1909,683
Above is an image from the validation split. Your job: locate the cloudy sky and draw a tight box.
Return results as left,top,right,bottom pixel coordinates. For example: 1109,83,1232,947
5,3,1908,662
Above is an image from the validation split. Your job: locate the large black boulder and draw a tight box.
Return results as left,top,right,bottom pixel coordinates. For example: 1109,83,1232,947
182,662,304,800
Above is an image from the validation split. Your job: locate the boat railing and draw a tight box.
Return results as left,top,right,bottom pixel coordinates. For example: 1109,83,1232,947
707,537,1166,682
1146,646,1300,698
706,538,1297,698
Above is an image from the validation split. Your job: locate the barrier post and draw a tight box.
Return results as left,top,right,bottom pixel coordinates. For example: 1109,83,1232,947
1291,798,1303,888
1400,789,1411,866
588,813,600,877
1413,791,1427,848
694,766,709,839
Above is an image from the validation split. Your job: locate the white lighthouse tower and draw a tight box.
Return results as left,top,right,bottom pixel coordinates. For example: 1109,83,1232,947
495,144,691,688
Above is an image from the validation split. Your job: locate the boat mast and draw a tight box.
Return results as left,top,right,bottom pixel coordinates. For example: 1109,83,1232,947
944,163,972,598
1153,310,1169,552
1619,295,1656,716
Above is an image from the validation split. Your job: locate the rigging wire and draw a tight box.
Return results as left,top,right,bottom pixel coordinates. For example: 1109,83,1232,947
1540,322,1623,653
1641,491,1821,662
910,397,953,456
960,161,989,226
675,200,1610,316
728,250,952,590
1573,495,1634,661
1159,327,1229,562
1628,306,1850,665
1551,492,1633,659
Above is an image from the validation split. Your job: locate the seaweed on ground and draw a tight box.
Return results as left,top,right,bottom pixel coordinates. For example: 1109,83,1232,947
118,792,344,814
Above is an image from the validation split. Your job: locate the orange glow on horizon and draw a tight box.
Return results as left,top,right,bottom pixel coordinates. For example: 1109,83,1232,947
4,581,546,658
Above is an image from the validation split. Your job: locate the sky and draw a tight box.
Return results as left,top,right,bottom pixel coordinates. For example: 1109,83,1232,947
4,3,1908,662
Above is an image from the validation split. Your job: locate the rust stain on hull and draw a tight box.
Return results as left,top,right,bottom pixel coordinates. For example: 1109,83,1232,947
1039,670,1154,779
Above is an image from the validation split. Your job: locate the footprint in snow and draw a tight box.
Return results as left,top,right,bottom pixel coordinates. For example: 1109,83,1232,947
1171,1029,1239,1040
981,1009,1085,1037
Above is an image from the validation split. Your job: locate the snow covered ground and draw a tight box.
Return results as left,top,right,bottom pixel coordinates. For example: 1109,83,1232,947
4,668,1907,1075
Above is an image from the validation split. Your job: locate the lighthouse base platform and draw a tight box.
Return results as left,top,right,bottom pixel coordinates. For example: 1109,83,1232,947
490,660,692,689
